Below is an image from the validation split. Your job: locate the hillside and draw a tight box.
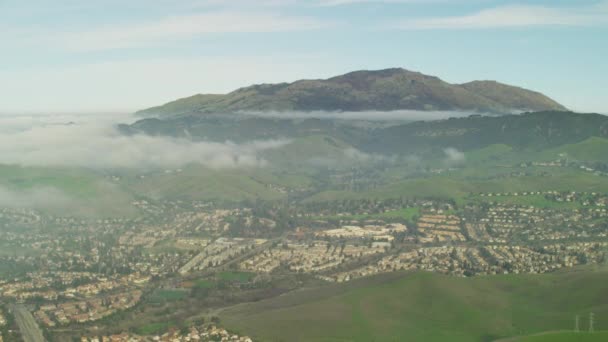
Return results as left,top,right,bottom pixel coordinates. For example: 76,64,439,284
136,68,566,116
365,111,608,154
219,266,608,342
549,137,608,162
126,111,608,156
514,331,608,342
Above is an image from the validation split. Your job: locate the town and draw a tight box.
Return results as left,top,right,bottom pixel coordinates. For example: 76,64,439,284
1,191,608,341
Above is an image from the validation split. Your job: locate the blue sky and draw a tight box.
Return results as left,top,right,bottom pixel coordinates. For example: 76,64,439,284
1,0,607,113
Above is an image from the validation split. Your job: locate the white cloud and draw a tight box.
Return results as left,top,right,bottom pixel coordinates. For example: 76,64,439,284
50,11,334,51
0,186,75,210
315,0,433,6
390,2,608,29
443,147,465,165
239,110,477,121
344,148,397,163
0,114,289,169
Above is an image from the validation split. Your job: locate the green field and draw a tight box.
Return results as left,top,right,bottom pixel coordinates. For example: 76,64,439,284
146,289,188,304
218,271,256,283
135,321,178,335
220,266,608,342
550,137,608,162
515,331,608,341
305,167,608,206
126,166,286,202
0,164,138,217
194,279,215,289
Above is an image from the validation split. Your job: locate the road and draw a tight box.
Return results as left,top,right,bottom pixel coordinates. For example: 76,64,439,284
11,304,46,342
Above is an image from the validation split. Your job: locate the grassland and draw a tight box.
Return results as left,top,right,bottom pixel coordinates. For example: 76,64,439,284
218,271,256,283
220,266,608,342
125,166,286,202
514,331,608,342
146,289,188,305
0,164,138,217
3,132,608,217
135,321,178,335
549,137,608,162
305,166,608,206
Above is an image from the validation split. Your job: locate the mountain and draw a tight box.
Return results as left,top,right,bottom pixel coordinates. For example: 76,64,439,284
124,111,608,156
365,111,608,154
136,68,567,117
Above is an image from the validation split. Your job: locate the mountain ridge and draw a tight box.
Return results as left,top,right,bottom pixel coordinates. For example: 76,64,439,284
136,68,567,117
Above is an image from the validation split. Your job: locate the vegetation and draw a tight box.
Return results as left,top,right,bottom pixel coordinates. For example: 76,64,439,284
136,68,565,116
220,266,608,342
146,290,188,305
515,331,608,342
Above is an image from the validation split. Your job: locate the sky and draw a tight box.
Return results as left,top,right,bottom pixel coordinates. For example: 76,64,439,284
1,0,607,114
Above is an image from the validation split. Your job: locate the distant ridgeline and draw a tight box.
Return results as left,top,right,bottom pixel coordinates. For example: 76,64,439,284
122,111,608,156
135,68,566,117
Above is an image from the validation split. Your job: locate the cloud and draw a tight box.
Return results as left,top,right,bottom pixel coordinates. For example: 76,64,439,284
307,147,397,168
0,186,75,210
51,11,334,51
0,113,289,169
443,147,465,165
238,110,478,121
344,148,397,163
390,2,608,30
315,0,438,6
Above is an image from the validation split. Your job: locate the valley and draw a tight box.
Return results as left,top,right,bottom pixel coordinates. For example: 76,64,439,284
2,110,608,341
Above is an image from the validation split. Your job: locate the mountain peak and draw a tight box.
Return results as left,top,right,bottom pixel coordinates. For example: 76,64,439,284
136,68,567,116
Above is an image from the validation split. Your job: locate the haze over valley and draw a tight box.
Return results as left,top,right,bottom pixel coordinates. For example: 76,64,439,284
2,1,608,341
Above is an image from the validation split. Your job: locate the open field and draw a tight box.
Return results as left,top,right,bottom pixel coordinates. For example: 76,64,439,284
220,266,608,342
146,289,189,304
0,164,138,217
549,137,608,162
305,166,608,205
513,331,608,341
125,166,286,202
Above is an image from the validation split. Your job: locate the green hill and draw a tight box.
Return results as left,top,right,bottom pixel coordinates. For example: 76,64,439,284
514,331,608,342
550,137,608,162
124,166,286,202
0,164,137,217
136,68,565,116
368,111,608,154
220,266,608,342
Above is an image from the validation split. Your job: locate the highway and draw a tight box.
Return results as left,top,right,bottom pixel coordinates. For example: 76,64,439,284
11,304,46,342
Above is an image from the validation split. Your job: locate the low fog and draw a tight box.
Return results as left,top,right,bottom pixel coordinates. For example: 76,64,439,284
443,147,466,165
0,186,75,210
237,109,486,121
0,113,289,169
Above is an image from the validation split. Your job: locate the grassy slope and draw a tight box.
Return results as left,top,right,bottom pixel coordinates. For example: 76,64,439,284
220,266,608,342
126,166,286,202
264,135,354,171
514,331,608,342
305,167,608,205
549,137,608,162
0,165,137,217
0,165,100,196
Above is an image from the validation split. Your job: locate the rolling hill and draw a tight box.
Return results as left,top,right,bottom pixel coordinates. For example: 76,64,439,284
126,110,608,157
136,68,566,117
219,266,608,342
